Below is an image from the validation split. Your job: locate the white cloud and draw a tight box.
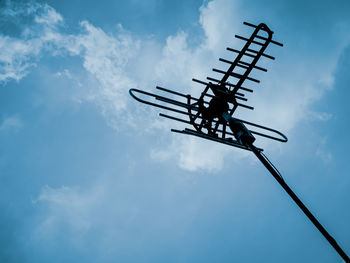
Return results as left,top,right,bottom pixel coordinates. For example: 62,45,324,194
177,136,232,172
34,185,104,240
34,4,63,26
0,35,38,82
0,3,63,82
72,22,140,124
155,31,193,88
150,133,251,172
199,0,240,51
315,137,333,163
0,116,22,131
307,111,332,122
0,2,140,129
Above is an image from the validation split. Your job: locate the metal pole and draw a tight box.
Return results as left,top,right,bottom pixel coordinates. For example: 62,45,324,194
249,144,350,263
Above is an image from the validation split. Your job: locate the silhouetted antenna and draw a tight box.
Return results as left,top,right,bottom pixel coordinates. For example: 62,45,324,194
129,22,349,262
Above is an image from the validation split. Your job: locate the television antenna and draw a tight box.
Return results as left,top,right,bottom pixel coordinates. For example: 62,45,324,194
129,22,349,262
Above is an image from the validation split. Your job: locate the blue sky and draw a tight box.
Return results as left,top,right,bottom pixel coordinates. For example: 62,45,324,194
0,0,350,262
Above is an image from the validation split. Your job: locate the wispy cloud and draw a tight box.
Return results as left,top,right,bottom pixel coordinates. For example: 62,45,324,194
0,2,63,82
315,137,333,163
0,116,22,131
0,1,139,127
68,22,140,127
33,185,104,240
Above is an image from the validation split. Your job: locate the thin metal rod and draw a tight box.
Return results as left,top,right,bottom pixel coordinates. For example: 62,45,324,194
249,144,350,263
